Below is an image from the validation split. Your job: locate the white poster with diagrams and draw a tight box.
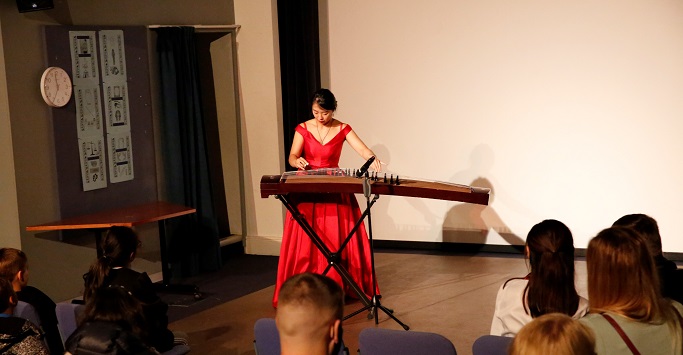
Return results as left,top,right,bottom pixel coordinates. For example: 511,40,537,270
75,85,103,138
78,135,107,191
107,131,134,183
103,82,130,134
98,30,127,84
68,31,99,86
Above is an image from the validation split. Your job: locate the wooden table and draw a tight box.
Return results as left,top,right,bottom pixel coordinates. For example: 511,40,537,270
26,201,199,296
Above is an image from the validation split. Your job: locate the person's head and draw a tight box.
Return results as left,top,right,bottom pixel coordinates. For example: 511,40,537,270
0,248,28,292
587,226,663,321
83,226,140,301
509,313,596,355
612,213,662,257
524,219,579,318
80,285,146,339
276,273,343,355
0,278,17,315
311,89,337,125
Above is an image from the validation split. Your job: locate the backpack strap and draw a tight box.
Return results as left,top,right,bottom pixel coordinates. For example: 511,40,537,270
601,313,641,355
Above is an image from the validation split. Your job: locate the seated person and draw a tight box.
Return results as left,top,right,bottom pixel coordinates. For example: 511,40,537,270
580,226,683,354
0,247,63,354
276,272,344,355
490,219,588,337
83,226,185,352
509,313,596,355
612,213,683,303
65,285,158,354
0,278,48,354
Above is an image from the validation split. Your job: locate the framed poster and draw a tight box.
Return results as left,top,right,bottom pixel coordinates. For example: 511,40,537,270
99,30,127,83
78,135,107,191
68,31,99,86
107,131,134,183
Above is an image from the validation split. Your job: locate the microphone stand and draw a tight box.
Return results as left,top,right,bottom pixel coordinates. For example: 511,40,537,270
344,171,410,330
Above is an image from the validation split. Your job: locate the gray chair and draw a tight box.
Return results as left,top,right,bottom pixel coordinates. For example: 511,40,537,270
14,301,41,327
55,301,190,355
471,334,513,355
358,327,457,355
254,317,348,355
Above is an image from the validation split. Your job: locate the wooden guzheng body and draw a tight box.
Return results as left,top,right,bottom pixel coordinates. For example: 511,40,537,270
260,168,490,205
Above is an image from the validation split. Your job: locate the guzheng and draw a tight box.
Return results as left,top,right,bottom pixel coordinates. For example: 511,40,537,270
260,168,490,205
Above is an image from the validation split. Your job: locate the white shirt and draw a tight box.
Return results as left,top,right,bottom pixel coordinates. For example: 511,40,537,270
490,278,589,337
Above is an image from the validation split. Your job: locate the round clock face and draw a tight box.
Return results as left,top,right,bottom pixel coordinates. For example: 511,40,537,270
40,67,73,108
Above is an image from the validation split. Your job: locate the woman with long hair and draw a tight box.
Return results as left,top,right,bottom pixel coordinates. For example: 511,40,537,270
273,88,382,308
65,286,156,354
83,226,178,352
579,226,683,354
490,219,588,336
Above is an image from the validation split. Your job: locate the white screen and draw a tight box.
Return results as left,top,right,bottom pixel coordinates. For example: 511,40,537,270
324,0,683,250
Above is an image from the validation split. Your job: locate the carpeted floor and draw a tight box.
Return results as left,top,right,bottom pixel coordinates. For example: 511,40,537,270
160,247,279,323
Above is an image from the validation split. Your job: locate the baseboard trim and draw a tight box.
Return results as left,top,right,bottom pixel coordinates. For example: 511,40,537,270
242,237,683,262
244,235,281,256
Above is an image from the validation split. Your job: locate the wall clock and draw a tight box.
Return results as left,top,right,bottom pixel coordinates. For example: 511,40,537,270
40,66,72,108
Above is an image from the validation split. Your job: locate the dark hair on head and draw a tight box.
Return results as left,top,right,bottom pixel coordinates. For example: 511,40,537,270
612,213,662,256
311,88,337,112
83,226,140,301
0,278,17,312
524,219,580,318
0,248,27,283
79,285,147,339
278,272,344,321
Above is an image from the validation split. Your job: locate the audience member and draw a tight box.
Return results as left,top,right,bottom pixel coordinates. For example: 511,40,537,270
65,285,158,354
612,213,683,303
0,247,63,354
0,278,48,354
490,219,588,336
580,226,683,354
276,272,344,355
509,313,595,355
83,226,183,352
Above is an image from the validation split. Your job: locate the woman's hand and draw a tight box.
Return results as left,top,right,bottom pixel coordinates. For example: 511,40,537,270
371,157,382,173
295,157,309,170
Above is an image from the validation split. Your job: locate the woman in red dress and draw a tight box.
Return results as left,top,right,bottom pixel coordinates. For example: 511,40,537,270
273,89,382,308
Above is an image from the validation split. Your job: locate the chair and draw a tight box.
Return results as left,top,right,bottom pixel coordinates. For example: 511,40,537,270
55,301,189,355
358,327,457,355
253,317,348,355
14,301,41,327
55,302,83,344
471,335,513,355
254,318,280,355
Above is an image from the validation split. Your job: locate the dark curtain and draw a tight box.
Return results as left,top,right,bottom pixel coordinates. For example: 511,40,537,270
278,0,321,170
154,27,221,277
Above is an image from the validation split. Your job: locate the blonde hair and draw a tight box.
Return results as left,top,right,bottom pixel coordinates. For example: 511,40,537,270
509,313,595,355
586,226,663,321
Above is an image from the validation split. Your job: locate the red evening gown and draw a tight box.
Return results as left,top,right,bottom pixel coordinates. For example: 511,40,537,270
272,123,378,307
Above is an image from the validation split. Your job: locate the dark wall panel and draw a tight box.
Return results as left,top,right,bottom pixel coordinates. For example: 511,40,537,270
44,25,157,218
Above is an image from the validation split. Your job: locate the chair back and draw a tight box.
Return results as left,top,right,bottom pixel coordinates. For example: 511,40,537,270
55,302,84,344
14,301,41,327
254,317,348,355
472,335,513,355
358,327,456,355
254,318,280,355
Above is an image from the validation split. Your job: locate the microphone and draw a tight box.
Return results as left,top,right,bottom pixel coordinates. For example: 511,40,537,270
356,156,376,178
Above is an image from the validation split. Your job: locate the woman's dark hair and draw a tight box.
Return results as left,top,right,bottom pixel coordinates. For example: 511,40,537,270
79,285,147,340
524,219,580,318
311,88,337,111
83,226,140,301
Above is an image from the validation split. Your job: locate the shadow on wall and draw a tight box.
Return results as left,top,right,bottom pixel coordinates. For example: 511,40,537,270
442,144,525,250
